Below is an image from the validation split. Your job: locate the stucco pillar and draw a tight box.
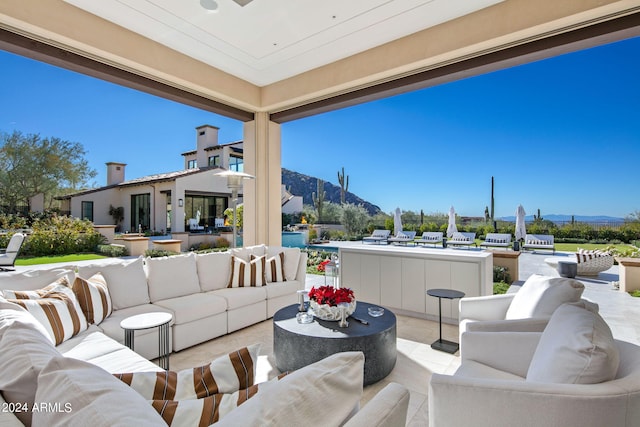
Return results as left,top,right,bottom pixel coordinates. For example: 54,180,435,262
242,113,282,246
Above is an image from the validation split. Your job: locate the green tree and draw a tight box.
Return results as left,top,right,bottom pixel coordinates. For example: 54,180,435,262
341,203,369,236
0,131,97,213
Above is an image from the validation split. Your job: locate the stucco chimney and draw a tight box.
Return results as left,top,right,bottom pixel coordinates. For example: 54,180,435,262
196,125,219,168
106,162,126,185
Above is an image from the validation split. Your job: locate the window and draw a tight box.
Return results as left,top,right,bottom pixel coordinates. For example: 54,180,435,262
81,201,93,222
208,155,220,167
229,155,243,172
184,195,228,229
131,193,150,232
187,159,197,169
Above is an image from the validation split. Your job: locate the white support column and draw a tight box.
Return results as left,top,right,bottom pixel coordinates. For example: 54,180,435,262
242,113,282,246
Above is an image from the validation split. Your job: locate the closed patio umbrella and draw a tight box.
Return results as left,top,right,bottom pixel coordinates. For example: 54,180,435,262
447,206,457,238
515,205,527,241
393,208,403,236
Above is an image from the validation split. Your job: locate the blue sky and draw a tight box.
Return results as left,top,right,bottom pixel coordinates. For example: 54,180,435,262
1,36,639,219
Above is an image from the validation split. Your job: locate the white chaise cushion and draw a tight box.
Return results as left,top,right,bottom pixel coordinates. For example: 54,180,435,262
505,274,584,320
33,356,165,427
146,253,201,302
0,304,60,426
195,251,232,291
527,302,619,384
267,246,301,281
216,351,364,427
153,292,227,325
77,257,149,310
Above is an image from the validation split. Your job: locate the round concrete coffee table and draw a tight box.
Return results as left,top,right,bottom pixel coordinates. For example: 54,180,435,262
273,301,396,385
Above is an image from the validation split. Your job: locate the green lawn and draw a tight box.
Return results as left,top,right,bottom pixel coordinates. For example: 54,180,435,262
16,254,107,266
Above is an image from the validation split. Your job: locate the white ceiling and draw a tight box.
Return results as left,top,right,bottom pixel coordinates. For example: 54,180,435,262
64,0,503,86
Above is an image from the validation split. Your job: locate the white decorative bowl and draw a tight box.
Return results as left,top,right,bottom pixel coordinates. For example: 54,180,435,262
309,299,356,321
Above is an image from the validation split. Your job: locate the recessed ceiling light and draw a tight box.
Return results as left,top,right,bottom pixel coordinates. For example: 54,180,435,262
200,0,219,12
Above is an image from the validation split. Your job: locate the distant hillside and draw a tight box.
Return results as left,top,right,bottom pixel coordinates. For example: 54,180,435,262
500,214,625,223
282,168,382,216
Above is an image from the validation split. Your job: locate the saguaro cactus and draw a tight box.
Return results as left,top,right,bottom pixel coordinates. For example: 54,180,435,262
337,167,349,205
312,179,326,222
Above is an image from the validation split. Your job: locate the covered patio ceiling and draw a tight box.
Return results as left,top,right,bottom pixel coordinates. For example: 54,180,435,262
1,1,639,123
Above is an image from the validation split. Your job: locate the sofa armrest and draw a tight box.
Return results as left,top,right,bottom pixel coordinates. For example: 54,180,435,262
459,293,515,322
343,383,409,427
429,371,631,427
461,331,541,377
295,252,307,287
465,318,549,334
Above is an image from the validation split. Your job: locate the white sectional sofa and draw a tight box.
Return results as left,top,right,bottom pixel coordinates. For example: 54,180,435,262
0,245,306,360
0,300,409,426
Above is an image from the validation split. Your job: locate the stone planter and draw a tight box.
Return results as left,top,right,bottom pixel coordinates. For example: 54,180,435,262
615,257,640,292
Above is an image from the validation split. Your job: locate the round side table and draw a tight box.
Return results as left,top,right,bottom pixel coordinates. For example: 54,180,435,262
120,312,172,370
426,288,465,354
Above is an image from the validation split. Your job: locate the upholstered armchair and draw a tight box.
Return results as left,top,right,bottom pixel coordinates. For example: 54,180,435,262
431,302,640,427
459,274,587,341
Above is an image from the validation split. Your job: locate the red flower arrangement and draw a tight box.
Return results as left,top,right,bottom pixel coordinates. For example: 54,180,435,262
308,286,354,307
316,259,331,272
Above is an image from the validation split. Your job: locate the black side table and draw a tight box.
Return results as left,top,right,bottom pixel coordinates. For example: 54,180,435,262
427,288,465,354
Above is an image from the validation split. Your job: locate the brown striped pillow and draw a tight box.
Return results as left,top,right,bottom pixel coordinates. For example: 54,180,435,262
71,272,112,325
228,256,266,288
253,252,285,283
3,278,88,345
150,373,288,426
114,344,261,399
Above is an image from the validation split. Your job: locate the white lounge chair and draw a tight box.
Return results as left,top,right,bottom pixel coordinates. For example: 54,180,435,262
363,229,390,244
447,232,476,248
388,231,416,245
479,233,512,249
522,234,555,253
0,233,25,271
415,231,444,247
187,218,204,232
575,249,614,275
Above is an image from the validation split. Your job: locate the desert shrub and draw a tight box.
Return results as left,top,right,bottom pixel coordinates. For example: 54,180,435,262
214,237,230,248
145,249,179,258
22,216,105,256
493,265,511,284
97,244,128,257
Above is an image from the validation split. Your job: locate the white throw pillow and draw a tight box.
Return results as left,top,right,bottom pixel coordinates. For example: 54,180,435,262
33,356,165,427
3,279,88,345
195,251,231,291
114,343,261,399
149,373,287,426
215,351,364,427
77,257,149,310
72,272,112,325
505,274,584,320
0,306,60,426
228,256,266,287
527,302,620,384
255,252,285,283
145,253,201,302
266,246,301,281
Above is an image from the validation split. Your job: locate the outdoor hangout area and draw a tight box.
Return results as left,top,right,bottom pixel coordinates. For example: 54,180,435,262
2,1,640,426
1,235,640,425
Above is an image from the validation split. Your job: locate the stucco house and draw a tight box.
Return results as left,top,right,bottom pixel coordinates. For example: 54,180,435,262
58,125,244,233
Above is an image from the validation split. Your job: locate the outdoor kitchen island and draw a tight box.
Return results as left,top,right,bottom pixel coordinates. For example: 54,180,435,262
339,245,493,324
